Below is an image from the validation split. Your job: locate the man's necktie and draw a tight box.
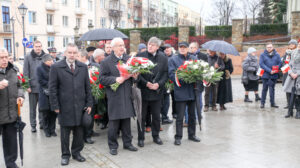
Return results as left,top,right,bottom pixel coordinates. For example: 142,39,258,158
70,64,74,73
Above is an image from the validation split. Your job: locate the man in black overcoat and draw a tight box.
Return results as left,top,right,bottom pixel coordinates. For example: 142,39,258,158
49,43,93,166
99,38,138,155
136,37,168,147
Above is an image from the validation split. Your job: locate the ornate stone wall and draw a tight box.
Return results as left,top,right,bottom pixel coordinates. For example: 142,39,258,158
178,26,189,43
129,30,141,53
291,11,300,39
232,19,244,52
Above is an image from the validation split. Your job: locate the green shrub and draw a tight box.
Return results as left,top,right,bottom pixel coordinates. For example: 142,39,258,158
250,23,288,35
204,25,232,38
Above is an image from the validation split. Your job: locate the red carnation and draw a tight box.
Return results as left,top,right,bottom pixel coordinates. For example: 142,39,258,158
169,80,173,83
183,65,187,69
18,76,21,80
99,84,104,89
94,71,99,75
92,76,97,81
22,78,25,83
20,73,24,77
90,79,94,84
94,114,102,119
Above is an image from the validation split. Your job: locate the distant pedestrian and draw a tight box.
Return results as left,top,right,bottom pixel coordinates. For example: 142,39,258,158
242,47,261,102
217,53,233,110
36,54,57,137
259,42,282,108
23,40,46,132
48,47,59,62
0,48,25,168
138,43,147,53
49,43,93,166
104,43,112,57
282,40,298,109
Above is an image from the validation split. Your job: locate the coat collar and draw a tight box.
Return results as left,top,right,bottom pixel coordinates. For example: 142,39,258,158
111,53,128,63
56,59,84,76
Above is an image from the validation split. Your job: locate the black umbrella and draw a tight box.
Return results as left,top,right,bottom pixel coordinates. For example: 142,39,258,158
285,78,297,118
15,103,26,166
194,83,202,131
79,28,128,41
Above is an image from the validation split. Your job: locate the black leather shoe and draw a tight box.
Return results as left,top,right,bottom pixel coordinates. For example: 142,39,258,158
45,132,51,137
153,137,163,145
188,136,201,142
61,158,69,166
40,125,43,129
110,149,118,155
31,127,37,133
51,132,57,137
72,154,86,162
138,140,144,147
124,145,138,151
92,132,100,137
260,104,265,109
101,124,108,130
174,139,181,146
284,106,289,109
271,104,279,108
162,118,173,125
173,114,177,119
85,137,95,144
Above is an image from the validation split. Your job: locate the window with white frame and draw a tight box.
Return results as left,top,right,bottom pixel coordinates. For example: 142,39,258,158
4,39,11,53
47,0,52,2
100,0,105,8
75,0,80,8
28,11,36,24
48,36,54,48
62,0,68,6
29,36,37,42
76,18,81,28
62,16,68,27
88,19,93,25
100,17,106,28
63,37,69,47
47,14,53,25
88,0,93,11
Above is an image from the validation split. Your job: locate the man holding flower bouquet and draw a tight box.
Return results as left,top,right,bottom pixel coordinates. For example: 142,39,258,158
136,37,168,147
168,42,201,146
99,38,139,155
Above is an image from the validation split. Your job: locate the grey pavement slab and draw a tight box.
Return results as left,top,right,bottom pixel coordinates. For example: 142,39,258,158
1,76,300,168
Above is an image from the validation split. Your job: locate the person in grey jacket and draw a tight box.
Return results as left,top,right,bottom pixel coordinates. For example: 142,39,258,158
242,47,261,102
23,40,46,132
283,43,300,119
0,48,24,168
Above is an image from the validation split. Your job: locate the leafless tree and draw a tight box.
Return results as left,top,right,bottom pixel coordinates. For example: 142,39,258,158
214,0,236,25
243,0,262,24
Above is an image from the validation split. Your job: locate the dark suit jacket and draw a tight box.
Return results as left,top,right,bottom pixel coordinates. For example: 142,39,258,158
99,53,135,120
49,59,93,126
137,51,168,101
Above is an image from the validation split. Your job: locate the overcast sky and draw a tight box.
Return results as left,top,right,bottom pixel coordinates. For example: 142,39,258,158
174,0,244,25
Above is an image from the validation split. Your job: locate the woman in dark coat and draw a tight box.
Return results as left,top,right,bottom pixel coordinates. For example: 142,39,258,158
242,47,261,102
217,53,233,110
37,54,57,137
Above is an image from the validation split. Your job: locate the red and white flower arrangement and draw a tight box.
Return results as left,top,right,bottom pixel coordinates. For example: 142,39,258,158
89,66,105,99
17,72,30,90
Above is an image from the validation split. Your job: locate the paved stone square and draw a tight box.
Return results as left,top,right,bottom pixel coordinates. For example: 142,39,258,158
1,76,300,168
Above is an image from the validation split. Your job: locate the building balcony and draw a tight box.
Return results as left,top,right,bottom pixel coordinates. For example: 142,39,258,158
46,25,59,34
109,9,122,18
150,4,157,10
2,24,11,33
134,16,142,22
134,0,142,7
75,8,84,15
45,2,56,11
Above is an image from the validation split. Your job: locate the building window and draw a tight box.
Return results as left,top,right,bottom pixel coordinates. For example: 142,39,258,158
75,0,80,8
4,39,11,53
46,0,52,2
100,0,105,8
63,37,69,47
121,20,125,28
29,36,37,42
88,19,93,25
28,11,37,24
47,14,53,25
88,0,93,11
62,0,68,6
2,6,10,24
100,17,106,28
48,36,54,48
62,16,68,27
76,18,81,28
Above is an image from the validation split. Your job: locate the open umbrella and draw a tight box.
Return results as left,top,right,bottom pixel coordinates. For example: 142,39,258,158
15,103,26,166
285,78,297,118
194,83,202,131
202,40,240,56
79,28,128,41
131,83,142,131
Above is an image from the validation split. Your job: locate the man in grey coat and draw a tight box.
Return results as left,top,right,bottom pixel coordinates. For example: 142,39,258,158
49,43,93,166
99,38,139,155
0,48,24,168
23,40,46,132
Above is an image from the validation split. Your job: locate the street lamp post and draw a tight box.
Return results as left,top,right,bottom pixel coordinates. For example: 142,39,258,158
10,17,16,61
18,3,28,57
74,26,80,48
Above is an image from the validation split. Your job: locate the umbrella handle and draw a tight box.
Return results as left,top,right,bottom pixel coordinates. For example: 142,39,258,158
17,103,21,117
